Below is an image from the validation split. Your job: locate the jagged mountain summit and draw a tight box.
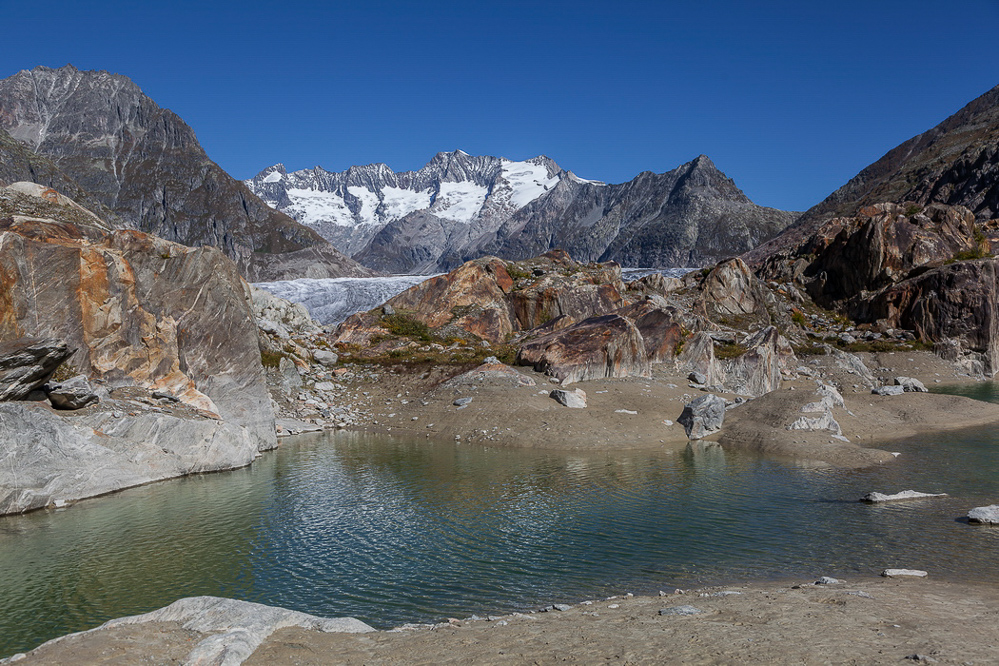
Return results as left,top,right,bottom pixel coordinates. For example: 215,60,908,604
247,152,797,274
0,64,374,281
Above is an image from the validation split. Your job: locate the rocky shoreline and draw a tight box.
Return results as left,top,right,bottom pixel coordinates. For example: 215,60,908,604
7,575,999,665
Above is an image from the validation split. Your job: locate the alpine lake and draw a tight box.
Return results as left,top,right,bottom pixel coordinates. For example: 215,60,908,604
1,384,998,657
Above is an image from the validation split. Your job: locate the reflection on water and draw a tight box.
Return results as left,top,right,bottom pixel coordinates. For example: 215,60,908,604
1,427,999,656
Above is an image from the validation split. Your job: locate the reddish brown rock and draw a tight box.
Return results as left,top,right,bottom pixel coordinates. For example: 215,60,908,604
0,215,275,450
697,257,772,327
515,314,650,385
615,301,684,363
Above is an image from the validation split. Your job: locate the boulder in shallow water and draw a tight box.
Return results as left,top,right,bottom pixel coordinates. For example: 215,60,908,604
967,504,999,524
678,393,726,440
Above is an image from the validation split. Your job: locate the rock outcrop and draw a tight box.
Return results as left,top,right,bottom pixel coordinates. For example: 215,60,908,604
677,327,794,397
0,65,373,281
0,337,72,400
516,314,650,385
335,251,626,346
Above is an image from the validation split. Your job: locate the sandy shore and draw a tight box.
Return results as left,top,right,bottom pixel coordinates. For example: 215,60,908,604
11,577,999,665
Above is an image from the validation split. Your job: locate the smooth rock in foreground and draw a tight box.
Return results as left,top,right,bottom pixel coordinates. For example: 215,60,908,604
30,596,373,666
861,490,948,503
967,504,999,524
677,394,726,440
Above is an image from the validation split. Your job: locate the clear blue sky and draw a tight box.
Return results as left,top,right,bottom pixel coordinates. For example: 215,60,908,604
2,0,997,211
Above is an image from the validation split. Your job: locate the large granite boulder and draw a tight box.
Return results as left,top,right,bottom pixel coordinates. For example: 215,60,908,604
0,213,276,452
698,257,772,327
0,337,72,400
515,314,650,385
677,326,794,397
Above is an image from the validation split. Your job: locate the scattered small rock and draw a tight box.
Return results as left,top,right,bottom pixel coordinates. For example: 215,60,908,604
658,605,702,616
453,397,473,407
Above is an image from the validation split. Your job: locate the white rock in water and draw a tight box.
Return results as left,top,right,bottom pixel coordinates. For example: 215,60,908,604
967,504,999,524
881,569,928,578
861,490,948,503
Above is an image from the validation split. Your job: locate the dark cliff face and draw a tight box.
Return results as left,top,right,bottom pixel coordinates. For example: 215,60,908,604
0,65,374,280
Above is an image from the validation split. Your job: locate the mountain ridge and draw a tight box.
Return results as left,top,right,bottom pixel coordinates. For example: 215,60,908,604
248,151,796,273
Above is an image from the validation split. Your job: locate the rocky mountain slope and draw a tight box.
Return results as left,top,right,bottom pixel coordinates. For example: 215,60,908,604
746,83,999,265
0,65,373,281
247,152,797,274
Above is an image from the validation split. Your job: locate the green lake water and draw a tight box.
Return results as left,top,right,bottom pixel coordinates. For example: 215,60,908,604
1,417,998,656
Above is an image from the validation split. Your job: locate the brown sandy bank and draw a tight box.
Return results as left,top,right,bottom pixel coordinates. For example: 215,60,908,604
11,578,999,665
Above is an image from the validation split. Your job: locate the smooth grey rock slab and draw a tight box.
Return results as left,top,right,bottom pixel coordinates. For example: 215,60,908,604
31,596,373,666
688,371,707,385
882,568,928,578
894,376,928,392
46,374,99,410
550,388,586,408
872,385,905,396
453,397,473,407
861,490,948,503
0,402,258,515
0,337,72,401
678,393,726,439
658,605,702,616
967,504,999,524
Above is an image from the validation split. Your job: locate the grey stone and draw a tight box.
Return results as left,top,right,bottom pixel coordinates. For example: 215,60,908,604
382,304,396,315
816,577,843,585
872,385,905,396
453,397,473,407
688,371,707,385
658,605,702,616
894,376,928,392
550,388,587,408
0,402,260,515
279,357,303,394
677,393,726,440
967,504,999,524
46,375,99,410
0,337,73,401
313,350,339,367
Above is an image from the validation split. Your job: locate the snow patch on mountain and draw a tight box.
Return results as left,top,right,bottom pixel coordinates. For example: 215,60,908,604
346,186,380,225
501,159,561,207
263,171,282,183
285,188,354,227
382,186,432,219
432,181,489,223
